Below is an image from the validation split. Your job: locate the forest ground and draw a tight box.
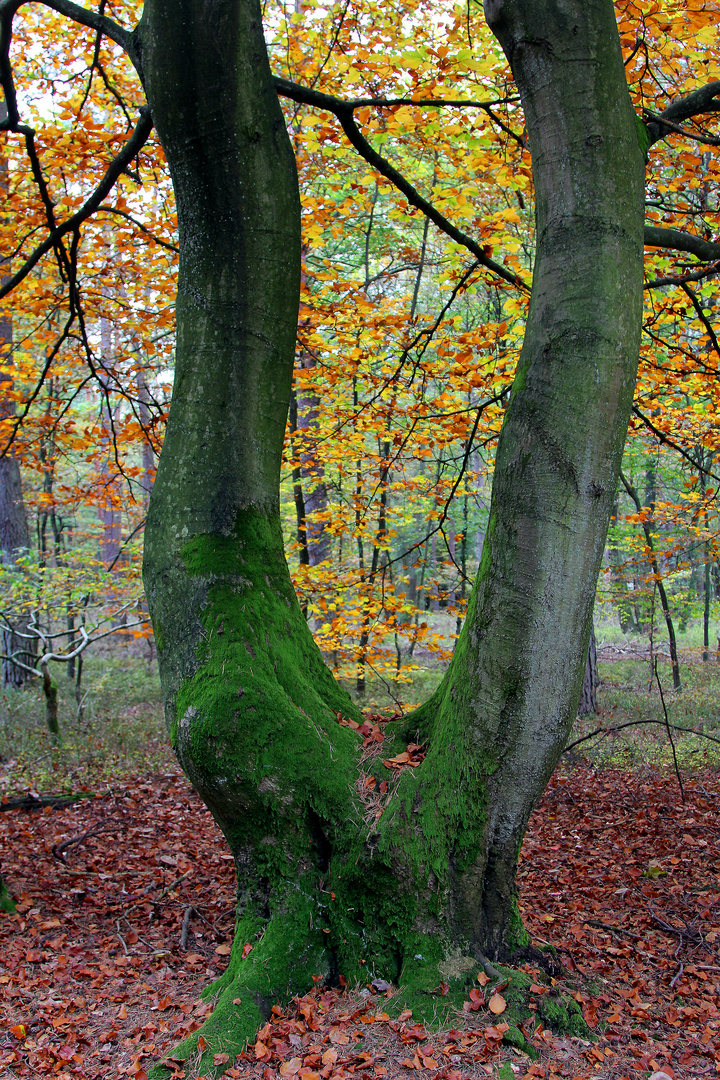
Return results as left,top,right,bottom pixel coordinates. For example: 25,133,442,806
0,638,719,1080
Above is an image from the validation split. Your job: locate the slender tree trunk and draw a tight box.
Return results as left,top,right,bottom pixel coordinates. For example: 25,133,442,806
578,624,599,715
621,472,681,690
703,544,711,661
41,660,60,739
288,389,310,567
98,319,122,567
140,0,645,1067
296,355,330,566
608,492,637,632
0,130,34,687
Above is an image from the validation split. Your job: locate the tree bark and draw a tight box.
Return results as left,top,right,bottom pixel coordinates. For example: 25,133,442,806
0,131,34,687
578,625,598,715
402,0,645,959
139,0,645,1068
140,0,365,1056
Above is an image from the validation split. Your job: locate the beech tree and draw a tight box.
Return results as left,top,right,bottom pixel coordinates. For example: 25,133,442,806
3,0,720,1072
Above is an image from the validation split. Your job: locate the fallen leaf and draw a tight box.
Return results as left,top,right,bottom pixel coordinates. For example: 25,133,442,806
488,993,506,1015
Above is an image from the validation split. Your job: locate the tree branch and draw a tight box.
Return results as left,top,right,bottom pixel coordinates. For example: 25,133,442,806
643,109,720,146
564,716,720,754
97,205,179,253
645,261,720,289
680,280,720,357
632,405,720,483
644,225,720,261
0,108,153,300
645,80,720,146
0,0,141,76
274,76,528,291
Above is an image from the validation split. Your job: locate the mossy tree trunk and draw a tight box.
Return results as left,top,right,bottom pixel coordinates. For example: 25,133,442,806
140,0,644,1070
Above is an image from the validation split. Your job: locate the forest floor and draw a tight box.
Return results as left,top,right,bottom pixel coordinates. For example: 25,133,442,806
1,651,719,1080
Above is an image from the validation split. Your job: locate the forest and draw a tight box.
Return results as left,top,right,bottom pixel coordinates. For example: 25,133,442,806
0,0,719,1078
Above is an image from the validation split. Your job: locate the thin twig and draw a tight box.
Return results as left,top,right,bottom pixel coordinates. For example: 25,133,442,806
654,658,685,802
564,716,720,753
180,905,195,950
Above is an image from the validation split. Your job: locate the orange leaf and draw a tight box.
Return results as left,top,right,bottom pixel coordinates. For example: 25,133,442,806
279,1057,302,1076
488,993,506,1015
241,942,253,959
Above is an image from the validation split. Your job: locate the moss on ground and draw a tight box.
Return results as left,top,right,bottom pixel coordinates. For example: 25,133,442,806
387,946,587,1061
0,874,15,915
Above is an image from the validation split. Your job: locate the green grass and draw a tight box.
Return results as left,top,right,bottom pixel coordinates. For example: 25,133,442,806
568,652,720,770
0,652,171,796
2,616,718,798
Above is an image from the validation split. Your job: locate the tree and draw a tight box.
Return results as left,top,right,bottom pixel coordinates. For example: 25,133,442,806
0,103,34,687
142,0,641,1051
2,0,720,1072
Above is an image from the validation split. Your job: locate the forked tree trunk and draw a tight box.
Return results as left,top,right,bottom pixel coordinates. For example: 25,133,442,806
141,0,644,1069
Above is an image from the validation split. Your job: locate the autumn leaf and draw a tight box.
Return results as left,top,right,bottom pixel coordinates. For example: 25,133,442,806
463,988,484,1012
488,993,506,1015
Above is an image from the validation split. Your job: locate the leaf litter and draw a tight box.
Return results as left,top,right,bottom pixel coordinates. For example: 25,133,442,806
0,764,719,1079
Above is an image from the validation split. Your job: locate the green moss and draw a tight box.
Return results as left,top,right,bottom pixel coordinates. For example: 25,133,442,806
536,987,589,1038
170,510,363,865
635,114,651,162
150,884,333,1078
392,935,479,1027
0,874,15,915
502,1025,537,1057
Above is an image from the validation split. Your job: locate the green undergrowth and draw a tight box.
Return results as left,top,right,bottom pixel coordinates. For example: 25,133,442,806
569,656,720,769
0,873,15,914
0,653,168,796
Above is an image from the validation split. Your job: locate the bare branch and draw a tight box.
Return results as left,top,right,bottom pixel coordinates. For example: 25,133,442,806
0,0,141,76
97,205,179,253
680,280,720,357
631,405,720,483
0,108,153,299
274,76,529,291
643,109,720,146
646,80,720,146
645,261,720,289
564,716,720,754
644,225,720,261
